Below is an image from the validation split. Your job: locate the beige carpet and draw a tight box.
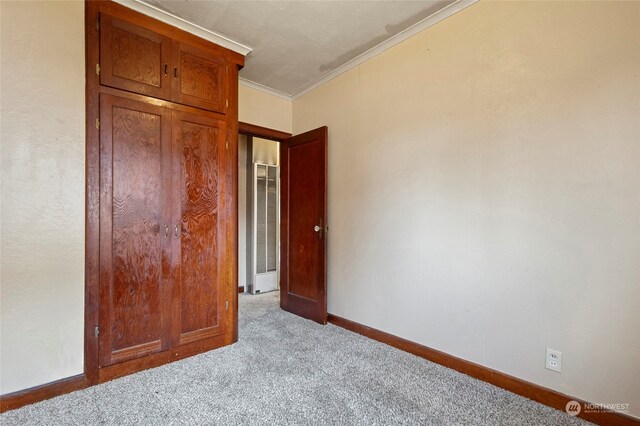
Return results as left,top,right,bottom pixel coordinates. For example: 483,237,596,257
2,292,589,425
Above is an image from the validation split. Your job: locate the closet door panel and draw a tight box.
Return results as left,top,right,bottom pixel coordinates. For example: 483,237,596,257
100,14,172,100
172,41,228,114
172,111,227,345
99,94,173,367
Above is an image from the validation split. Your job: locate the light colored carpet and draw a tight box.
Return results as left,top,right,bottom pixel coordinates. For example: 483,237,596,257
2,292,589,425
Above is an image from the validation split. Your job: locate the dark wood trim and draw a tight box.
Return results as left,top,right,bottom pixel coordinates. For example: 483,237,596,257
327,314,639,426
0,374,87,413
238,286,245,293
98,336,225,383
238,121,292,142
98,86,229,121
85,0,101,386
227,58,240,346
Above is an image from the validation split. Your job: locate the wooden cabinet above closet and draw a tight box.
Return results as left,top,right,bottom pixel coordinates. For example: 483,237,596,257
100,13,230,114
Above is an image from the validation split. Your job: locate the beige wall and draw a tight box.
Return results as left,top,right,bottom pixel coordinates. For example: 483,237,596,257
0,1,86,394
239,84,292,133
252,137,279,166
294,0,640,417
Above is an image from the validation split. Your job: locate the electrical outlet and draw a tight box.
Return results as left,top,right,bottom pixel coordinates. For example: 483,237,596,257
546,348,562,373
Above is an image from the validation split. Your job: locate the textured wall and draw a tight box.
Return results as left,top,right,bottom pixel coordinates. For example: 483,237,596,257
294,1,640,417
239,84,292,133
0,1,86,394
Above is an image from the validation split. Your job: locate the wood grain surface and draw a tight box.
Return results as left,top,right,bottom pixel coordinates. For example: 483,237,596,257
174,112,227,345
172,41,227,114
280,127,328,324
100,13,172,100
99,94,172,367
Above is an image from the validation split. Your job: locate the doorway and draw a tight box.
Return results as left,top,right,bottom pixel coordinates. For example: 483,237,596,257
238,134,281,295
237,123,291,300
237,122,328,325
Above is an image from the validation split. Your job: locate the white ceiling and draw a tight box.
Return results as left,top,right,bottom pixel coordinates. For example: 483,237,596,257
140,0,460,97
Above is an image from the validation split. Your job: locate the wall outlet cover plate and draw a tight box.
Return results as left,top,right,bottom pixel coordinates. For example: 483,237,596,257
546,348,562,373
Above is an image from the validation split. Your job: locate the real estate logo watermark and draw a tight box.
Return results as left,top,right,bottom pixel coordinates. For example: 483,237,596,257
565,400,581,416
565,400,630,416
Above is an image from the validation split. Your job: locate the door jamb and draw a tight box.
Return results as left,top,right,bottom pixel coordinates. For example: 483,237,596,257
238,122,291,142
85,0,101,386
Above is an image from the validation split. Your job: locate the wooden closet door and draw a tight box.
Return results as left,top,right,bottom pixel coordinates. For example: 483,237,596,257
99,94,173,367
100,14,172,100
171,111,227,346
171,41,228,114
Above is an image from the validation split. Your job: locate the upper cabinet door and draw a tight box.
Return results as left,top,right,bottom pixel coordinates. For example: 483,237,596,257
172,41,228,114
100,14,172,100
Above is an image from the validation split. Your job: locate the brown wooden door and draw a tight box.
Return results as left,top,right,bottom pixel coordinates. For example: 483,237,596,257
99,93,173,367
171,111,227,346
100,14,172,100
171,41,228,114
280,127,328,324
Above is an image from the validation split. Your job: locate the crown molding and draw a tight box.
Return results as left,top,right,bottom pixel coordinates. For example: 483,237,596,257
115,0,477,100
290,0,478,100
112,0,252,56
239,78,293,101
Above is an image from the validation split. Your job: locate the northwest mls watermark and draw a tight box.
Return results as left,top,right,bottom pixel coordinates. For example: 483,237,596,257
565,400,630,416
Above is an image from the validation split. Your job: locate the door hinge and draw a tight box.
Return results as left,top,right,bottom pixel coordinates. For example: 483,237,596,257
225,99,229,108
96,63,100,75
97,17,100,31
225,301,229,310
225,138,229,150
95,118,100,130
94,326,100,338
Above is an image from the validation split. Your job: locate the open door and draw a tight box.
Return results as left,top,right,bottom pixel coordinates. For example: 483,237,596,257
280,127,328,324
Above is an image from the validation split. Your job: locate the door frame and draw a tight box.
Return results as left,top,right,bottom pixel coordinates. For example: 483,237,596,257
238,123,329,324
238,122,292,142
